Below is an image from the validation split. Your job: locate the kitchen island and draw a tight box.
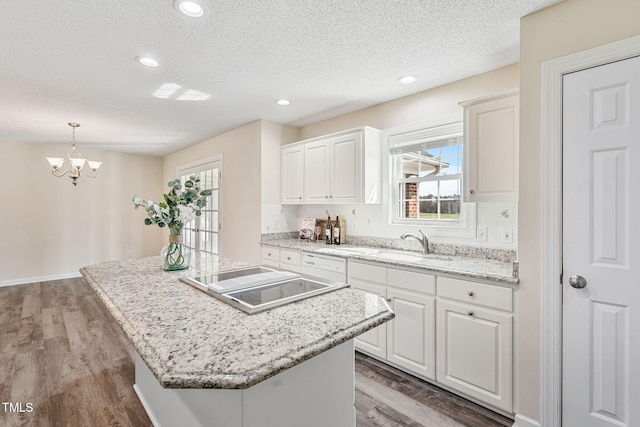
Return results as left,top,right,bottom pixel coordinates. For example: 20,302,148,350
80,254,393,427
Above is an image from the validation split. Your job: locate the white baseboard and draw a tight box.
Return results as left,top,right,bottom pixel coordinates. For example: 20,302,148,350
513,413,541,427
0,272,82,288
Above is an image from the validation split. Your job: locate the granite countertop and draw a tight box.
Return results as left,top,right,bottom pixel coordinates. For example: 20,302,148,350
261,239,518,284
80,254,393,390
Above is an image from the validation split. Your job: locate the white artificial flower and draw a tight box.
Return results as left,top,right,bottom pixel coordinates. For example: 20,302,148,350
177,205,196,224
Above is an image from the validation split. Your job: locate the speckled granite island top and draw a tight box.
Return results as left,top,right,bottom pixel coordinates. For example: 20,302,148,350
80,255,393,390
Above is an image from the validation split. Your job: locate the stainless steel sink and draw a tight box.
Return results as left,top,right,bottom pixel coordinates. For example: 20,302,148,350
315,247,379,256
367,251,453,263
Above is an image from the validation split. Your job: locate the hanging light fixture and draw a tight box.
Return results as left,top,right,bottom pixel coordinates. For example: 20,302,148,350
46,122,102,186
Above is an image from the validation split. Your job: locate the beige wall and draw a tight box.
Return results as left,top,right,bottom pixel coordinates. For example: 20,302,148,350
163,120,264,264
300,63,519,139
1,140,164,285
260,121,300,205
518,0,640,422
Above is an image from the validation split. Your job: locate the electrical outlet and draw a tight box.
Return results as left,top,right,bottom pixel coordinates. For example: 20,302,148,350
477,226,488,242
501,228,513,244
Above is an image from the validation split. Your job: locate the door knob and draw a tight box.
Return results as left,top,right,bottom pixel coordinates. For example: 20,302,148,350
568,275,587,289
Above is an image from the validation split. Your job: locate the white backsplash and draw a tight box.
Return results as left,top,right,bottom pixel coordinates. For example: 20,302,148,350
261,202,518,250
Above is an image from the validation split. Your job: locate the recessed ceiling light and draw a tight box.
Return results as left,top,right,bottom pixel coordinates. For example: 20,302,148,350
275,99,291,106
174,0,205,18
136,56,160,67
397,75,418,85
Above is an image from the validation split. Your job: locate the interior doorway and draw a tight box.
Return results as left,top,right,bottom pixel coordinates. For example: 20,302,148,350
562,55,640,427
541,35,640,427
177,155,223,255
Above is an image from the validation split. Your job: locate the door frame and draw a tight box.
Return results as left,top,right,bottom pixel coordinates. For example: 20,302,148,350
541,35,640,427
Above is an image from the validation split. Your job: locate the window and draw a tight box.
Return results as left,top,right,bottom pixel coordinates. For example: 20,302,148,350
389,121,464,223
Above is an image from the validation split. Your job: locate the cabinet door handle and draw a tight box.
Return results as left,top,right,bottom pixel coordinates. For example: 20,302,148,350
468,291,474,297
469,189,475,194
467,311,474,316
386,298,392,302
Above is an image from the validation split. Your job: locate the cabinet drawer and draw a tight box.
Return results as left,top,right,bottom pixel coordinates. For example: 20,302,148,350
279,249,301,272
261,246,280,263
348,261,387,285
280,249,301,265
387,268,435,296
438,277,512,312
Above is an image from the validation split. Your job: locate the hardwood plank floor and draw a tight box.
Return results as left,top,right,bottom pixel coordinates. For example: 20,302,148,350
0,278,513,427
354,353,513,427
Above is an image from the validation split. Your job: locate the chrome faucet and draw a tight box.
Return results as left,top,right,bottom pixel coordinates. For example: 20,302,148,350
401,229,430,254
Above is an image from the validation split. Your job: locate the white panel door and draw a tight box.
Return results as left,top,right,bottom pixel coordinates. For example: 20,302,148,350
562,55,640,426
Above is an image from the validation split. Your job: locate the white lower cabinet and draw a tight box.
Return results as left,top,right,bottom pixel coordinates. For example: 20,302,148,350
349,261,436,380
260,246,301,273
386,287,435,379
436,276,513,413
350,281,387,358
349,260,515,414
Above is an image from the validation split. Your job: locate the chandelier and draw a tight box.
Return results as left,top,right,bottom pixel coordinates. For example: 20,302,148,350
46,122,102,186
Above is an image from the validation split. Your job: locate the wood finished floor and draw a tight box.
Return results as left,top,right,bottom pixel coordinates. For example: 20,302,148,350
0,278,513,427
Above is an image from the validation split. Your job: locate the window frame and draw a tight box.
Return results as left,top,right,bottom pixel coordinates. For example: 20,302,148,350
384,114,476,238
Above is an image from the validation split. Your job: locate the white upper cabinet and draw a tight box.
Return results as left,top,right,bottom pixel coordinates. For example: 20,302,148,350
460,90,519,202
281,126,381,205
303,138,332,204
280,144,304,204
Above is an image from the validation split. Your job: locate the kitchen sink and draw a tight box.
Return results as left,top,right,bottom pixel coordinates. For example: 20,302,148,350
367,251,453,263
315,247,379,256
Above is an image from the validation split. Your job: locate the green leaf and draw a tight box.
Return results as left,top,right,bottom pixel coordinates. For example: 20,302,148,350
144,218,152,225
184,181,193,188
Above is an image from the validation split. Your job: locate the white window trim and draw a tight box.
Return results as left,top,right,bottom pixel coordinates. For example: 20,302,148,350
383,113,476,238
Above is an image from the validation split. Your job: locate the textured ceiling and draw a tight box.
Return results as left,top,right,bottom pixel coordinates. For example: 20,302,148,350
0,0,561,156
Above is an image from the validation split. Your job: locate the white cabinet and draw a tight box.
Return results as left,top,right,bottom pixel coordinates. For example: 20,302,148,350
349,262,388,359
460,90,519,202
349,261,436,380
303,139,332,204
436,276,513,412
281,126,381,205
280,144,304,204
260,246,301,273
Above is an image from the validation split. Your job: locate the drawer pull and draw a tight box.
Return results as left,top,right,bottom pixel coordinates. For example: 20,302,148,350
286,256,291,261
467,311,474,316
387,298,392,302
467,291,474,297
267,253,272,256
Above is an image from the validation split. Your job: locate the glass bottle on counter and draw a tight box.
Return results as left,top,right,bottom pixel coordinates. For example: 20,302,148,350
325,216,332,244
333,216,341,245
